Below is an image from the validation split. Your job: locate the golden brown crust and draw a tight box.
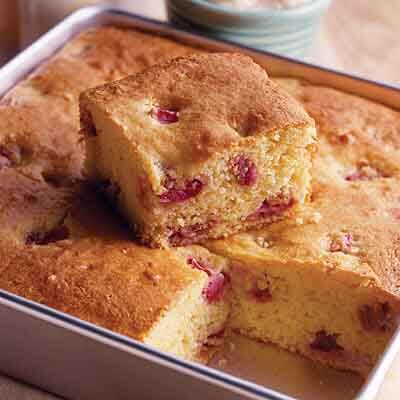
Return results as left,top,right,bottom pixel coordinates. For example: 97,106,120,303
0,26,204,182
276,78,400,184
214,180,400,293
0,26,204,241
0,188,208,341
82,53,313,167
0,237,203,341
60,26,205,82
1,24,400,375
232,78,400,296
0,103,83,181
0,169,74,244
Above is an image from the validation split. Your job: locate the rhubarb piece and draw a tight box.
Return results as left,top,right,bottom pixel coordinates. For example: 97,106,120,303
159,178,203,204
151,106,179,124
0,145,22,169
187,256,212,276
329,233,353,253
391,208,400,220
230,155,257,186
169,221,215,246
336,132,356,145
204,329,225,347
203,272,228,304
247,196,294,221
359,302,393,332
310,331,344,352
187,256,228,303
0,153,11,169
345,165,386,181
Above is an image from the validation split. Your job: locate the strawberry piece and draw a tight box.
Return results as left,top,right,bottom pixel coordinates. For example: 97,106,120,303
310,331,344,352
230,155,258,186
152,106,179,124
159,178,203,204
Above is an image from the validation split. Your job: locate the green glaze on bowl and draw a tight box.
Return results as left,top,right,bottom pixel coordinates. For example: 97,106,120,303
167,0,331,57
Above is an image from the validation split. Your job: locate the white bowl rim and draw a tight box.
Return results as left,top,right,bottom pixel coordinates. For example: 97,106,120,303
170,0,332,18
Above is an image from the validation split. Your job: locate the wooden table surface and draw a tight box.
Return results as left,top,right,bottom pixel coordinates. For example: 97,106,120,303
0,1,399,399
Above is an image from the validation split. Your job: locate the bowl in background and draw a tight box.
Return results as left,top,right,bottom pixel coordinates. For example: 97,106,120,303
166,0,331,58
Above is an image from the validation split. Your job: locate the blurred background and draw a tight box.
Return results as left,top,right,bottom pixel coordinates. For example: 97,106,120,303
0,0,399,85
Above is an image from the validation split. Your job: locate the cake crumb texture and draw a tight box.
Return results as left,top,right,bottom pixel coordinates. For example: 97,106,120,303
0,25,399,376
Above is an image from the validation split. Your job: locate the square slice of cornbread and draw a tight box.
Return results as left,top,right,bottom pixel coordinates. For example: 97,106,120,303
0,191,230,363
207,182,400,376
206,78,400,376
80,53,316,247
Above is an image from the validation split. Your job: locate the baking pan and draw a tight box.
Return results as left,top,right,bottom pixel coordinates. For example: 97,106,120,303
0,6,399,400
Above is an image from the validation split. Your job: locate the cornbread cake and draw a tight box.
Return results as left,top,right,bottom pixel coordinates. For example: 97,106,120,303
0,168,74,244
0,26,203,243
0,189,230,362
1,24,400,380
80,53,316,247
207,182,400,375
275,78,400,186
0,27,203,186
206,80,400,375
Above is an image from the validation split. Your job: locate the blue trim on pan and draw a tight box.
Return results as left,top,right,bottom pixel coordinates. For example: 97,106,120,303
0,290,288,400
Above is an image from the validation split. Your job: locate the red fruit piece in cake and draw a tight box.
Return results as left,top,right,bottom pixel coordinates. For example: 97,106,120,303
187,257,228,303
310,331,344,352
169,220,216,246
203,272,228,303
247,196,294,221
391,208,400,220
187,256,212,276
358,302,394,332
230,155,257,186
159,177,203,204
151,106,179,124
330,233,353,253
204,329,225,347
345,165,386,181
336,132,356,145
0,145,22,169
0,153,11,169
